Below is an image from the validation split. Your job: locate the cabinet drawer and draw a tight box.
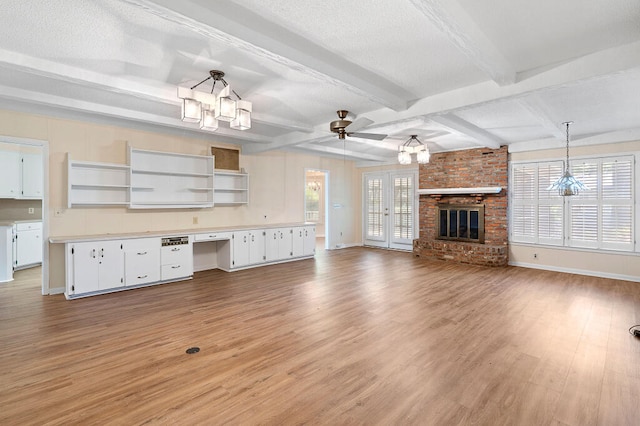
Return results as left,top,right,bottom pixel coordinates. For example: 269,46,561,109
16,222,41,231
161,263,190,281
124,249,160,286
194,232,232,242
161,245,190,263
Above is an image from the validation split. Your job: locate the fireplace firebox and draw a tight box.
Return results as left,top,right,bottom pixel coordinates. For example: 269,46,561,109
436,204,484,244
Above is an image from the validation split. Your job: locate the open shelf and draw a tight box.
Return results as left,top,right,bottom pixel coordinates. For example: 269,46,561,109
129,146,214,209
67,154,130,207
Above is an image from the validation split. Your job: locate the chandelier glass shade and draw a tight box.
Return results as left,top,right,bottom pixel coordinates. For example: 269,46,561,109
398,135,429,165
177,70,251,132
547,121,588,196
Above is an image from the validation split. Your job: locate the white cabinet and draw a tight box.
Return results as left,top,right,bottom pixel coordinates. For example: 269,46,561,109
0,151,20,198
292,227,305,258
129,147,214,209
67,155,130,207
231,231,251,268
20,152,43,199
1,150,43,199
14,222,42,269
265,227,294,262
302,225,316,256
124,238,160,286
249,230,266,264
214,171,249,205
0,226,13,283
160,238,193,281
66,240,124,296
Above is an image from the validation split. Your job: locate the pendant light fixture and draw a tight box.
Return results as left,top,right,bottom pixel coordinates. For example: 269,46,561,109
177,70,252,132
547,121,588,196
398,135,430,165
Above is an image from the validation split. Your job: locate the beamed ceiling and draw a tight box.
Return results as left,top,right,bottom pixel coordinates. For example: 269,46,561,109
1,0,639,165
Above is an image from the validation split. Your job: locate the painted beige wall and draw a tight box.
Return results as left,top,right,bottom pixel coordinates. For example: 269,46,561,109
510,140,640,282
0,109,362,291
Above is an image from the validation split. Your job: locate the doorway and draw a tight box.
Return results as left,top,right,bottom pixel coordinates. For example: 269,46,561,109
305,169,329,250
363,170,417,251
0,136,48,294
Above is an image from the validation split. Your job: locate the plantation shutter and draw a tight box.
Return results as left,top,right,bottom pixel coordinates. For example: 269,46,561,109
393,176,413,240
511,164,537,243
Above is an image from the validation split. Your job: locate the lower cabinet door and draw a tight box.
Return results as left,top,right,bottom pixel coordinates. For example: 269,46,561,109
97,241,125,290
161,263,188,281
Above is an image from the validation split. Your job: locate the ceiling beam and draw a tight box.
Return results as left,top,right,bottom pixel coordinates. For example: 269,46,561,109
408,0,516,85
516,95,566,139
508,127,640,153
356,41,640,132
126,0,413,111
0,84,271,144
295,143,390,162
429,114,503,148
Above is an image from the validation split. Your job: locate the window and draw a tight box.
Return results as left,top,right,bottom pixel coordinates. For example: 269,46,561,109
511,155,635,252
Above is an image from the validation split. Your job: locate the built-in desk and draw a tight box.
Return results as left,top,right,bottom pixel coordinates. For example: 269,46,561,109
50,223,316,299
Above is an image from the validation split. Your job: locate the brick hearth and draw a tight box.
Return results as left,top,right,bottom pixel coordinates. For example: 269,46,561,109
413,146,508,266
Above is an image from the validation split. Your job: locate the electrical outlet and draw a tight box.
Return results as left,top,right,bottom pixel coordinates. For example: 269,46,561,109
54,208,64,217
534,253,538,259
28,207,34,214
193,216,198,225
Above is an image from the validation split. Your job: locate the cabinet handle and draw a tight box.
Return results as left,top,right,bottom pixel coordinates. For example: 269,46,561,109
138,274,148,279
171,265,181,269
273,234,276,240
171,247,180,252
243,235,247,243
209,234,216,238
305,230,308,237
91,249,96,258
251,235,254,242
137,251,147,255
100,249,104,257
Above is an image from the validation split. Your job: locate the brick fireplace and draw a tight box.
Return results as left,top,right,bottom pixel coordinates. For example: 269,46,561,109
413,146,508,266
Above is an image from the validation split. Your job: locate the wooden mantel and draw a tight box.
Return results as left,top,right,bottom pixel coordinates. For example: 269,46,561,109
417,187,503,203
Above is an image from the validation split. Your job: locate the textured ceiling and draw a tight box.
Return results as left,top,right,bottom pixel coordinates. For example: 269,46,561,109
1,0,639,165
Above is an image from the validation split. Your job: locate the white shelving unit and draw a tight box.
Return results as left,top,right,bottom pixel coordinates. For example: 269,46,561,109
214,171,249,205
67,154,130,207
129,146,214,209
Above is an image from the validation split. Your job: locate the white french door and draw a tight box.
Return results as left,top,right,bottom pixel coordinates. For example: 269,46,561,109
363,171,417,250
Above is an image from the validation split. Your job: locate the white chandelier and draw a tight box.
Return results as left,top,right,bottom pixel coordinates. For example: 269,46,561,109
398,135,430,165
177,70,252,132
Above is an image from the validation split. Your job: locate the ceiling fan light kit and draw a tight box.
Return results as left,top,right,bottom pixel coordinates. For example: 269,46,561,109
177,70,251,132
398,135,430,165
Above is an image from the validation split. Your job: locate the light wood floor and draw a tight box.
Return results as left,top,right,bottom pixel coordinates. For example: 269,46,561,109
1,247,639,425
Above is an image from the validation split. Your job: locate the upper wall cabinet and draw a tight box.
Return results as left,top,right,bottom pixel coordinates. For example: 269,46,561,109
0,149,43,199
20,152,43,199
128,146,214,209
0,150,20,198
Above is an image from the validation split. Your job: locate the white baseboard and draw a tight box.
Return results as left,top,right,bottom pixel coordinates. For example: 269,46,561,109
509,261,640,283
329,243,362,250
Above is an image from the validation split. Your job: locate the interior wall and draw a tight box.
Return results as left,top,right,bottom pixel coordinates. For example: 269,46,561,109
509,139,640,282
0,109,361,291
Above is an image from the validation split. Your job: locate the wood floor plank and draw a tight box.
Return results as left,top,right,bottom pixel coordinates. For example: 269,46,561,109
1,246,639,425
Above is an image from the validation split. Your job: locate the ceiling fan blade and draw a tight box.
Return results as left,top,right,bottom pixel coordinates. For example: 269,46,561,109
347,132,388,141
345,117,374,133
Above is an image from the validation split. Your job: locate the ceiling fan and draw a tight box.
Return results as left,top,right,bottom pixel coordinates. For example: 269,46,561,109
329,110,387,140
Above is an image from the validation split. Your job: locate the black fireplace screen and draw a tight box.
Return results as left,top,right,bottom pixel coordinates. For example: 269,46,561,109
437,204,484,243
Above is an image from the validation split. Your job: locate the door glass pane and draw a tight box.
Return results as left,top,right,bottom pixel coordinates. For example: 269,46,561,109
393,176,413,240
367,178,384,238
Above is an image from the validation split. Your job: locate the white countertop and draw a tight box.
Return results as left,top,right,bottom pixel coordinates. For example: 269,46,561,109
49,222,314,244
0,220,42,227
